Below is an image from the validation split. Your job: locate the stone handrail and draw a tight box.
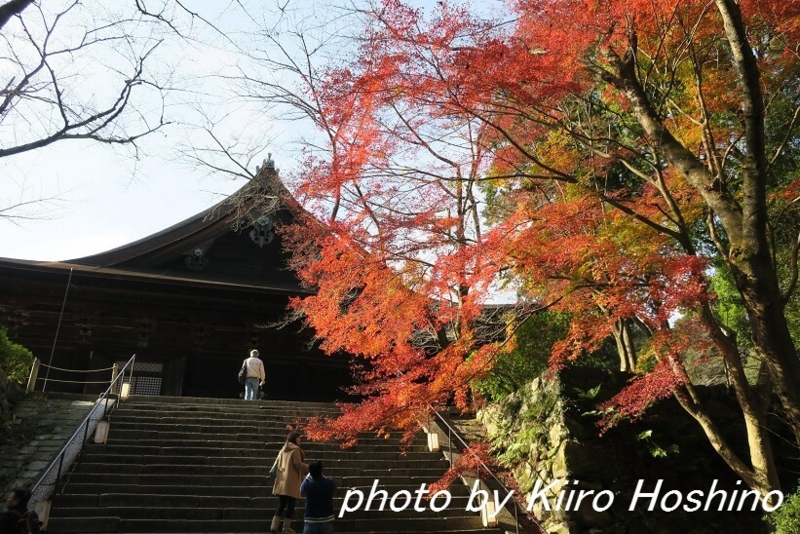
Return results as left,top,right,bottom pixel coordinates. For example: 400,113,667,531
428,407,545,534
29,353,136,508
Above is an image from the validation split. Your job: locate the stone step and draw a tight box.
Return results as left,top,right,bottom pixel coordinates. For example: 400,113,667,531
51,482,473,498
47,514,490,533
104,429,412,446
74,453,448,469
106,419,410,446
107,415,330,426
110,407,338,418
81,444,442,461
113,404,339,413
107,436,427,452
118,397,338,408
44,398,510,534
49,502,481,520
112,402,340,414
71,463,448,478
51,493,478,510
50,531,502,534
105,427,415,445
61,473,473,491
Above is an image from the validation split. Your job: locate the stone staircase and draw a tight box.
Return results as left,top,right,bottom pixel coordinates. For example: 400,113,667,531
45,397,506,534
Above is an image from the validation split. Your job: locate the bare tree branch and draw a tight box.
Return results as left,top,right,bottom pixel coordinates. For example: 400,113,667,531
2,3,171,149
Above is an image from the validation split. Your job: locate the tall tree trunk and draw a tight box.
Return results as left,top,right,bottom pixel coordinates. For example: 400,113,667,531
714,0,800,445
600,10,800,441
603,22,792,483
613,319,637,372
666,348,780,498
674,386,780,498
730,257,800,445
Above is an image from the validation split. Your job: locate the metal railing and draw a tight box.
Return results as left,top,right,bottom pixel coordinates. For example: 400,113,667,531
29,354,136,507
429,407,546,534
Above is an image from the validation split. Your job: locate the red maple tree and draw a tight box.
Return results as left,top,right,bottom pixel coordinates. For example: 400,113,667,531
276,0,800,496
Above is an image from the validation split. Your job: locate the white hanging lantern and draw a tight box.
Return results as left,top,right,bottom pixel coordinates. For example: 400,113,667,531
94,420,110,443
427,432,440,452
481,500,498,527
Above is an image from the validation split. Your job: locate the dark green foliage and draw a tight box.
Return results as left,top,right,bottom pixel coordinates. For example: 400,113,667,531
580,334,620,370
475,311,569,400
0,326,34,384
765,485,800,534
709,261,752,350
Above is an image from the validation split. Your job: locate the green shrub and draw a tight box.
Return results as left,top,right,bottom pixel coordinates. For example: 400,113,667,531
475,311,569,400
765,486,800,533
0,327,34,384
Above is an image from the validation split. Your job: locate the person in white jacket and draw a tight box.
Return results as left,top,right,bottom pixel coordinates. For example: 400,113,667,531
242,349,265,400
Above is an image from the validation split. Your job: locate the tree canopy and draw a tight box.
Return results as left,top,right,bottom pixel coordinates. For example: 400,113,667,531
277,0,800,497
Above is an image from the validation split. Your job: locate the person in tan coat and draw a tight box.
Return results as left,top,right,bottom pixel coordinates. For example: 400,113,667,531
270,431,309,534
242,349,266,401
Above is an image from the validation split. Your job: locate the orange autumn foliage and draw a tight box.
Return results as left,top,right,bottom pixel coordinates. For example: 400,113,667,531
279,0,800,494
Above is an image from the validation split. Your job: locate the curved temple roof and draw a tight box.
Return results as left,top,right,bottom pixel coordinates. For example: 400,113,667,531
0,163,312,294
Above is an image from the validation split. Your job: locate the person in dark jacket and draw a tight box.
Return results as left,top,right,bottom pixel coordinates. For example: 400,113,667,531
270,431,309,534
300,461,337,534
21,510,43,534
0,487,30,534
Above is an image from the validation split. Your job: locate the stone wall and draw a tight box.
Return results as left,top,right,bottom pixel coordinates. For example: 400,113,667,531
0,371,25,427
478,373,607,534
0,380,96,493
477,368,769,534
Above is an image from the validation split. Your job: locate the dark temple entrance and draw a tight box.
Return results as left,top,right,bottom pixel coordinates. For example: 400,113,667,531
0,165,353,402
